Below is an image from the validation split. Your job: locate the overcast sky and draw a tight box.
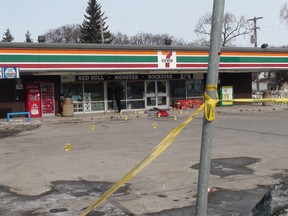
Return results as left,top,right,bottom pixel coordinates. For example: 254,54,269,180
0,0,288,47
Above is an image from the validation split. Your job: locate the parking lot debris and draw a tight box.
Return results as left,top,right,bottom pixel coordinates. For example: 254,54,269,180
251,183,288,216
208,186,222,193
49,208,68,213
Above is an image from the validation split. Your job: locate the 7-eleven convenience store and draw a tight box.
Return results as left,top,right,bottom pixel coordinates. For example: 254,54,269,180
0,43,287,118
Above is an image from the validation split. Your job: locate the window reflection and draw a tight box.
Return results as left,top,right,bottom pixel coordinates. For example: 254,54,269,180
127,81,144,99
187,80,203,97
157,81,166,93
62,83,83,102
84,83,104,101
146,81,155,94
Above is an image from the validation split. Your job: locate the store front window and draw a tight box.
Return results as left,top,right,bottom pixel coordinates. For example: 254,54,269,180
127,81,145,109
170,80,186,105
62,83,83,112
62,80,146,113
107,81,145,111
84,82,104,112
62,82,104,113
146,81,168,109
170,79,204,106
107,81,126,111
187,80,203,98
61,76,204,113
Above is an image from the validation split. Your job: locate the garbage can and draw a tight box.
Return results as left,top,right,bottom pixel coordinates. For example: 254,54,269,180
62,98,74,117
262,91,272,106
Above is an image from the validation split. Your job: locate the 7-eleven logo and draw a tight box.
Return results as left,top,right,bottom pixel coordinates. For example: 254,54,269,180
158,51,176,69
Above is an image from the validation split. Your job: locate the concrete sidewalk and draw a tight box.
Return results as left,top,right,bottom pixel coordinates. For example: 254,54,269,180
1,104,287,126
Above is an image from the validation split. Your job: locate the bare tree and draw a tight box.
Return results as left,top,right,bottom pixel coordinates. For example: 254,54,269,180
111,32,190,46
272,71,288,88
25,30,33,43
44,24,81,43
194,12,250,47
111,32,131,45
131,32,166,45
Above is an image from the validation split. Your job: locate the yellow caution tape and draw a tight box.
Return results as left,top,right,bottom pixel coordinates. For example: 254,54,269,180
222,98,288,103
206,84,218,91
80,104,205,216
81,94,288,216
204,92,219,121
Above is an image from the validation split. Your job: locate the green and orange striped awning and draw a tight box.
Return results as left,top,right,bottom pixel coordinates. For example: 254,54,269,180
1,44,288,72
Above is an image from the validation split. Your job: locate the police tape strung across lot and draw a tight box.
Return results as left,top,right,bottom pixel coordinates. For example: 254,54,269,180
81,104,205,216
81,95,288,216
225,98,288,103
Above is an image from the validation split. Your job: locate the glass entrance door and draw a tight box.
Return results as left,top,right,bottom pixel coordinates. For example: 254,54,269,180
145,80,168,110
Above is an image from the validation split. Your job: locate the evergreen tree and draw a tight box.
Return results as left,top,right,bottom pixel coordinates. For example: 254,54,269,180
25,30,33,43
2,29,14,42
81,0,112,43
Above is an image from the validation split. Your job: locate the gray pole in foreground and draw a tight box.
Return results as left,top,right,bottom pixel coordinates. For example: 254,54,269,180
195,1,225,216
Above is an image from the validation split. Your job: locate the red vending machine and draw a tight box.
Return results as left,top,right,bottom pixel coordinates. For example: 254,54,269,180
41,83,55,116
26,83,42,118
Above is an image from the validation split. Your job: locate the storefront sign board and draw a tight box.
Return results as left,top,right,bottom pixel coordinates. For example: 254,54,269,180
76,74,196,81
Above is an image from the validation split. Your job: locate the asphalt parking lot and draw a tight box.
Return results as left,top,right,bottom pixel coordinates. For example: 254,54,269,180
0,105,287,216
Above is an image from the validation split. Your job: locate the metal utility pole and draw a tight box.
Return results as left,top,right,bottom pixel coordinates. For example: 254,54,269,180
195,0,225,216
99,18,104,44
247,16,263,48
247,16,263,92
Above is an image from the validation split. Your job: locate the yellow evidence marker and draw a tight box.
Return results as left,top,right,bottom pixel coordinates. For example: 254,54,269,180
64,143,72,151
91,125,96,131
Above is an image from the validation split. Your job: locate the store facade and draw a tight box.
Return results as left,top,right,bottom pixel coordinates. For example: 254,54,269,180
60,73,203,114
1,43,288,117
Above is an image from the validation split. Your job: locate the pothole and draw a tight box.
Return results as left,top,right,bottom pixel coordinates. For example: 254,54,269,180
191,157,261,178
0,180,130,216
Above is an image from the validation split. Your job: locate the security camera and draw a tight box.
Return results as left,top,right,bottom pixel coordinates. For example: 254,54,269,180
261,43,268,48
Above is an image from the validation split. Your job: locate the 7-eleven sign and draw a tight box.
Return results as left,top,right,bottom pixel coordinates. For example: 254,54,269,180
3,67,19,79
158,51,176,69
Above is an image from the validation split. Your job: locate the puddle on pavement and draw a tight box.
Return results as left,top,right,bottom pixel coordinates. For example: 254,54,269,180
0,180,130,216
191,157,261,178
